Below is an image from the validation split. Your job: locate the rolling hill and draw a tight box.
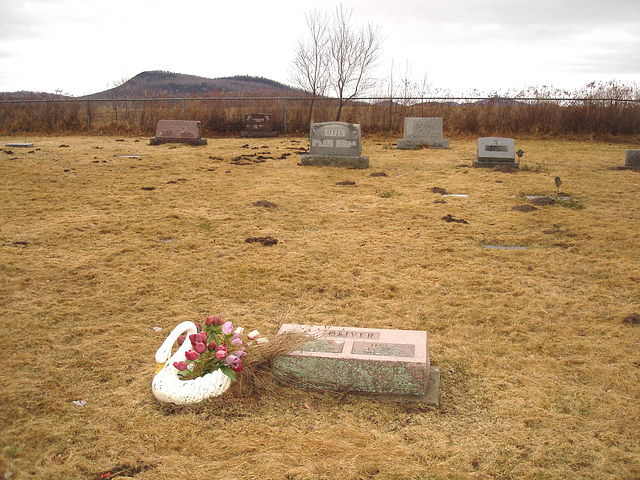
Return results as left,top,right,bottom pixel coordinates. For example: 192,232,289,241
81,71,300,99
0,71,302,100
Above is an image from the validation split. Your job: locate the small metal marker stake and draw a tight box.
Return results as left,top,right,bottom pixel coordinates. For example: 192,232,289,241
555,176,562,196
516,149,524,160
24,127,30,143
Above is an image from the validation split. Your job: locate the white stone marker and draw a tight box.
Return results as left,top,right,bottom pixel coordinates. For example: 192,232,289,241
474,137,518,168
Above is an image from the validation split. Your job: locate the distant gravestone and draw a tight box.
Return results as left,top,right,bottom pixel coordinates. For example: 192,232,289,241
150,120,207,145
300,122,369,169
625,150,640,167
474,137,518,168
274,324,440,404
397,117,449,149
241,113,277,137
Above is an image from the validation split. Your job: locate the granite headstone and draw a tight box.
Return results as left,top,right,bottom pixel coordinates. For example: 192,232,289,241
474,137,518,168
397,117,449,149
301,122,369,169
274,324,439,404
150,120,207,145
241,113,277,137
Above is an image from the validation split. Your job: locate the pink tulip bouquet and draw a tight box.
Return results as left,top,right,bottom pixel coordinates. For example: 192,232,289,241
173,315,267,382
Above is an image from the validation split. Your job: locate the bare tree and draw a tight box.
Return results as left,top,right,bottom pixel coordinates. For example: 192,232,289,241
291,5,383,122
290,10,330,125
328,5,383,121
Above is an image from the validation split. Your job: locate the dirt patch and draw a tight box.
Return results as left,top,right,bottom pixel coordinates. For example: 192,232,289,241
442,214,468,224
336,181,356,186
531,196,555,206
431,187,447,195
512,205,538,212
370,172,388,177
253,200,278,208
245,236,278,246
93,462,154,480
622,313,640,325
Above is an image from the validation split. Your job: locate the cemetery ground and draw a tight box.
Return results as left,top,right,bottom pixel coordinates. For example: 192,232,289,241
1,134,639,480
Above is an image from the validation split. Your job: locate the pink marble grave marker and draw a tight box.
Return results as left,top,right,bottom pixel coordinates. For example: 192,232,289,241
150,120,207,145
275,324,439,404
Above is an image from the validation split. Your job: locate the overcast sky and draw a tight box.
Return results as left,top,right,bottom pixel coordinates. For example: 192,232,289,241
1,0,638,97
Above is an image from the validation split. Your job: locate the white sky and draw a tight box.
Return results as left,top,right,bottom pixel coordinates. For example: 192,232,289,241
1,0,639,97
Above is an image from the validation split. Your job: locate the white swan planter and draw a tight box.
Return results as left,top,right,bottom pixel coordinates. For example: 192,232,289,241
152,321,232,405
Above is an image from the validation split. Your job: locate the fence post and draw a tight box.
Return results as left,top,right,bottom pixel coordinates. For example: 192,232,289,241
86,101,91,131
183,99,186,120
283,99,288,133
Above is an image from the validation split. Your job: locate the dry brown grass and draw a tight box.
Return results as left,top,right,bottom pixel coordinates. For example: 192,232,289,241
1,134,639,479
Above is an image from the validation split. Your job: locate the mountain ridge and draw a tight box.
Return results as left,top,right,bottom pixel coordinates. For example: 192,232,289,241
1,71,302,100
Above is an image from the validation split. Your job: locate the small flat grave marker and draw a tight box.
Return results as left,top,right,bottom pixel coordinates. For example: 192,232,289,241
150,120,207,145
474,137,518,168
301,122,369,169
483,245,529,250
275,324,439,404
5,143,34,148
241,113,277,137
397,117,450,149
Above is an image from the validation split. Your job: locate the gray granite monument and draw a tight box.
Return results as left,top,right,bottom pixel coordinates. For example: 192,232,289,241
397,117,449,149
300,122,369,169
625,150,640,167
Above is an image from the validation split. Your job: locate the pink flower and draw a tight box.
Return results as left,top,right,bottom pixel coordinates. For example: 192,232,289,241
231,336,243,346
185,350,199,361
177,335,186,346
204,316,215,326
221,322,233,335
173,361,188,371
247,330,259,341
208,341,217,351
210,315,223,325
216,346,227,360
234,327,244,335
194,342,206,354
198,331,207,343
256,337,269,345
225,355,242,372
189,333,199,345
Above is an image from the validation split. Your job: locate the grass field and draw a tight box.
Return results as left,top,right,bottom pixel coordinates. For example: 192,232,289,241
1,134,639,479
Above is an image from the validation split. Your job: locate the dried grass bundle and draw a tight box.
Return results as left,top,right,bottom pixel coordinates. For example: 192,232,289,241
227,331,308,397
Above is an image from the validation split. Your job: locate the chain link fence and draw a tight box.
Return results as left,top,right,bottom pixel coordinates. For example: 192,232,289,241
1,96,639,136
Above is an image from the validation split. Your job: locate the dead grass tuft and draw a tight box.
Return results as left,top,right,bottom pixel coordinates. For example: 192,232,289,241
227,331,308,397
